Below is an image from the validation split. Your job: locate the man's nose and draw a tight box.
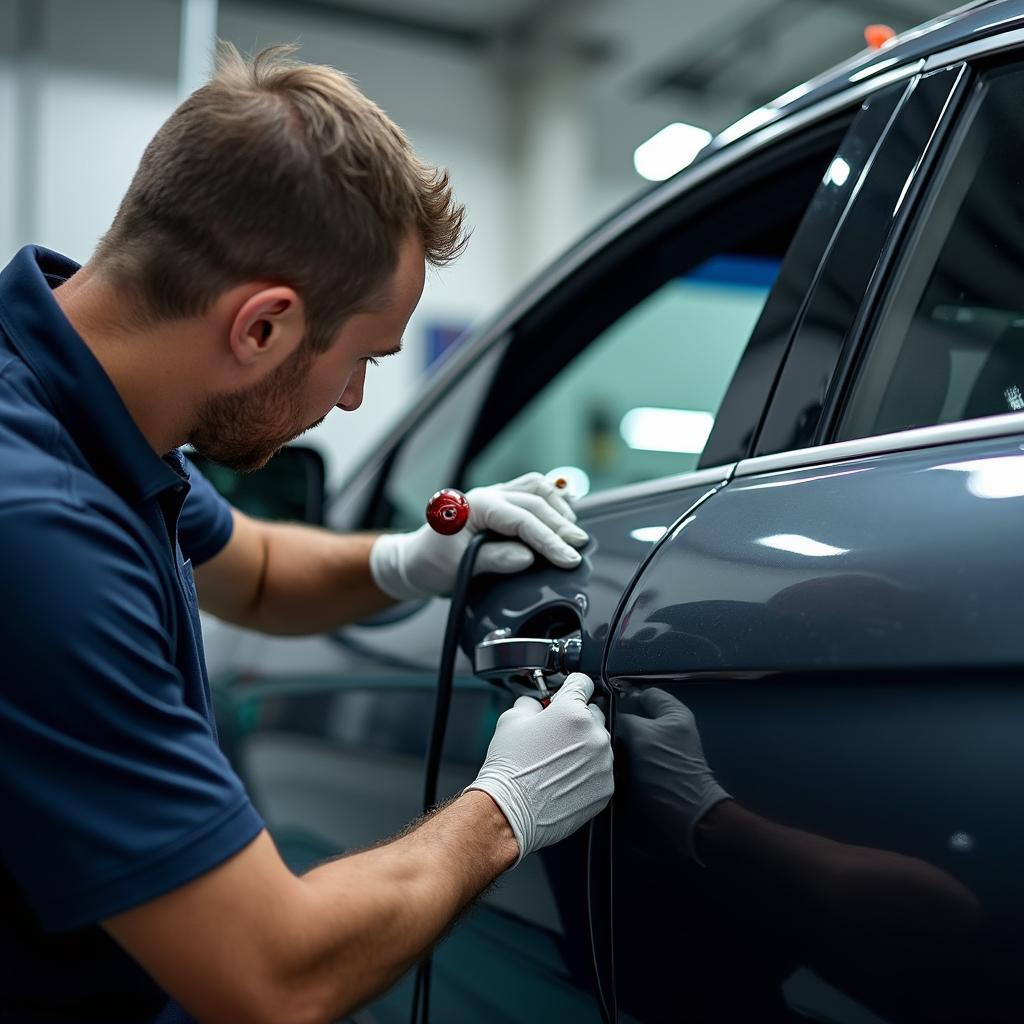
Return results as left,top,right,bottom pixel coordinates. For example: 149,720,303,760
337,363,367,412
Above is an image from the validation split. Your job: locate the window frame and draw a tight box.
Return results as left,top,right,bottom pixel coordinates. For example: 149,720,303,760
828,58,1024,447
751,63,971,458
743,38,1024,482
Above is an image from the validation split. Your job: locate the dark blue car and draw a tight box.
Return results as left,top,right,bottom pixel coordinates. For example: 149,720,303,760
206,2,1024,1019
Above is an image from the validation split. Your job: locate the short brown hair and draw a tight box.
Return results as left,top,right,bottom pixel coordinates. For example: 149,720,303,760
93,43,467,350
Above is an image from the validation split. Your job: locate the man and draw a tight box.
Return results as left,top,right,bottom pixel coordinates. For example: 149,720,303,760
0,44,614,1024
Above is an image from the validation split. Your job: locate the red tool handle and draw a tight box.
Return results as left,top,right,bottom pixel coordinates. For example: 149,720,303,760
425,488,471,535
425,478,569,536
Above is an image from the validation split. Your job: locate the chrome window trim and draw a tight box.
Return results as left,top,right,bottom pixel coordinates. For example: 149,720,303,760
735,412,1024,478
575,464,734,513
923,21,1024,69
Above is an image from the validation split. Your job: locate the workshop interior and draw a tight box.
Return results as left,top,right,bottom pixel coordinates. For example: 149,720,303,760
5,1,1024,1022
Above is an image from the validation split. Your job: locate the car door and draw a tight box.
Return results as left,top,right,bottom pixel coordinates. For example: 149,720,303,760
214,65,893,1024
606,49,1024,1024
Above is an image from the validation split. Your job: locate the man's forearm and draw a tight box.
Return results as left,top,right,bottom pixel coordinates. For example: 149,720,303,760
284,790,517,1019
106,792,517,1024
252,522,396,634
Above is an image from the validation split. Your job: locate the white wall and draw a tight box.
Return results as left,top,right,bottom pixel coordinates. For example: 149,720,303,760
7,0,181,261
0,0,644,488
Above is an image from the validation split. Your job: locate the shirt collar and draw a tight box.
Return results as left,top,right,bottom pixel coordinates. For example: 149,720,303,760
0,245,184,504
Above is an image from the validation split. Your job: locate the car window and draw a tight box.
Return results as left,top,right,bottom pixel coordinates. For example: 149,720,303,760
836,65,1024,442
377,341,507,531
463,255,778,494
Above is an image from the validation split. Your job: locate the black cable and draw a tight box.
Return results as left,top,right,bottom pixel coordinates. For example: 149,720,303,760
586,816,615,1024
410,532,487,1024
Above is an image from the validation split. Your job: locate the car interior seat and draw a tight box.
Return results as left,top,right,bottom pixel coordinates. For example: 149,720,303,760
963,321,1024,419
870,314,953,435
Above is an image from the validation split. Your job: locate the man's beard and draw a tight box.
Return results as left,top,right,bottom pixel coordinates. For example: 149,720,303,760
189,345,324,473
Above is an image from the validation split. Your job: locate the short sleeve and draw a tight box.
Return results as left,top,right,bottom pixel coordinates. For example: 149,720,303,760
0,501,264,930
178,455,234,565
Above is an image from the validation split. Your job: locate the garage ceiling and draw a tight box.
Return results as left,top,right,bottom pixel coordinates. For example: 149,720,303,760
242,0,958,180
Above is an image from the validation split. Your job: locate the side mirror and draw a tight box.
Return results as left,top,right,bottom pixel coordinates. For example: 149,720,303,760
189,445,326,525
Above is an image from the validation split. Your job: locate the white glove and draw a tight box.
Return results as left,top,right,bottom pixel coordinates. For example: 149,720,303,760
466,672,613,867
369,473,589,601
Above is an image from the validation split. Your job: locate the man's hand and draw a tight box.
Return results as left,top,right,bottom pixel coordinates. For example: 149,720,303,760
467,672,614,865
616,688,730,863
369,473,589,601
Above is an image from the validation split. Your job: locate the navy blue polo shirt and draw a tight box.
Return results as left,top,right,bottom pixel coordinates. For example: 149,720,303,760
0,247,265,1022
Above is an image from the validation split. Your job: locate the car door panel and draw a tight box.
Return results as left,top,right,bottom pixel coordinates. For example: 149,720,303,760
610,435,1024,675
607,435,1024,1023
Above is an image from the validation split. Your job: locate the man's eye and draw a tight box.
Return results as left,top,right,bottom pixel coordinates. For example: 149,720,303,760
364,357,380,367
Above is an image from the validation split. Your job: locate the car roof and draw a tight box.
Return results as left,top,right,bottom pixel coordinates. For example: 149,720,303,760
701,0,1021,159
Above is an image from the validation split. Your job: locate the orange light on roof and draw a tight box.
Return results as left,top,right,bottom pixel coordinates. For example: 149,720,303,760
865,24,896,50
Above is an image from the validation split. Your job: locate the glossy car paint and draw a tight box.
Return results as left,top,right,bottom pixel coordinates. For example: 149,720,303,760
607,435,1024,1021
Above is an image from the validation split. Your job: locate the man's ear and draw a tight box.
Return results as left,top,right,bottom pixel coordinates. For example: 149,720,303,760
227,285,306,371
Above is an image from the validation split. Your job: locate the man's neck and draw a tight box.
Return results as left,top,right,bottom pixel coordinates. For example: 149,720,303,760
52,267,198,455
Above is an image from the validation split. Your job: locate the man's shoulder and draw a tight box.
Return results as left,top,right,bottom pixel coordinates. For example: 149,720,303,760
0,454,163,603
0,351,76,507
0,356,135,524
0,492,174,658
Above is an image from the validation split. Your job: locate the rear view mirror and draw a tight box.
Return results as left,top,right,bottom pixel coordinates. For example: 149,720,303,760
189,445,326,525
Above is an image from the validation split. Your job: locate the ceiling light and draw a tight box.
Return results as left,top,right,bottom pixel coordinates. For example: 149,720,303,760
630,526,668,544
824,157,850,187
633,123,712,181
757,534,849,558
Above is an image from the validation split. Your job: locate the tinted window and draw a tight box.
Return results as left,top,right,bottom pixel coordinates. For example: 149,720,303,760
837,66,1024,442
465,255,779,494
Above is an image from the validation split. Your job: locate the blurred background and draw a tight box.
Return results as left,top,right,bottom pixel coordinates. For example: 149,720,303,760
0,0,946,486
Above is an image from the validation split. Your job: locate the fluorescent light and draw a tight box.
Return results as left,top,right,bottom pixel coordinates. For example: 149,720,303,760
757,534,849,557
824,157,850,187
546,465,591,499
619,407,714,454
633,122,712,181
630,526,668,544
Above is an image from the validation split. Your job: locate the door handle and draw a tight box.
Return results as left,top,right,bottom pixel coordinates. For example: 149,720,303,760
474,633,582,695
